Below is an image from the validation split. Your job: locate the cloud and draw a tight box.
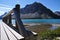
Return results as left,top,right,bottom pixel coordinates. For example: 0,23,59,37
0,6,11,10
0,4,12,11
0,11,5,16
0,4,12,8
0,4,12,16
0,6,12,15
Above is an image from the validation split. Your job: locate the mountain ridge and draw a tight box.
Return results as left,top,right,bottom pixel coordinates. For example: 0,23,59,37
0,2,60,19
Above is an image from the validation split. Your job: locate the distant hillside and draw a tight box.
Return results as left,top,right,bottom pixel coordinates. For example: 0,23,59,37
0,12,7,19
54,11,60,16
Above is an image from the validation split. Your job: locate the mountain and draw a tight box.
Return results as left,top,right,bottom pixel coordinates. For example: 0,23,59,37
0,12,7,19
54,11,60,16
21,2,50,13
20,2,60,19
0,16,2,19
1,2,60,19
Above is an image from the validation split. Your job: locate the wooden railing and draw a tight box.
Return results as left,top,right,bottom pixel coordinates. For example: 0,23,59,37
2,13,12,25
2,4,37,40
1,21,24,40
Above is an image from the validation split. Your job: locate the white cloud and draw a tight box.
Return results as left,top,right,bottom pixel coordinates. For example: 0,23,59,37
0,4,13,16
0,4,12,8
0,6,12,16
0,11,4,16
0,6,11,10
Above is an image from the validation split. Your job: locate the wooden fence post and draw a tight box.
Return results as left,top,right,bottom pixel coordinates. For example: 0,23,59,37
2,12,8,24
7,14,12,25
2,12,12,25
13,4,29,37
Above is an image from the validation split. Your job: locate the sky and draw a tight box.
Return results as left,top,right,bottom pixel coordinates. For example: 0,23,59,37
0,0,60,16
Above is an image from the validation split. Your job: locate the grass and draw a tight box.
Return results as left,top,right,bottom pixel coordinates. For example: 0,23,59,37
25,24,52,40
38,27,60,40
25,24,60,40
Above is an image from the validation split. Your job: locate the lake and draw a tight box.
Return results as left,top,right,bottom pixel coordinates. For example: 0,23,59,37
0,19,60,30
0,19,60,24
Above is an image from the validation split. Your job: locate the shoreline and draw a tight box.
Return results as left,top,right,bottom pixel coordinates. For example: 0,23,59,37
13,23,60,27
24,23,60,26
52,24,60,26
13,23,60,25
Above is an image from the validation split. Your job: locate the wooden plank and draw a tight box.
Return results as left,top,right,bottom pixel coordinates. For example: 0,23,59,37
2,22,24,40
2,22,17,40
1,23,8,40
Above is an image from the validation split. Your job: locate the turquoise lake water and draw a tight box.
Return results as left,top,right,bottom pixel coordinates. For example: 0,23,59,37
0,19,60,24
12,19,60,24
0,19,60,30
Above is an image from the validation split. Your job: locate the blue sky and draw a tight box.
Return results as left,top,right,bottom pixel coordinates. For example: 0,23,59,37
0,0,60,16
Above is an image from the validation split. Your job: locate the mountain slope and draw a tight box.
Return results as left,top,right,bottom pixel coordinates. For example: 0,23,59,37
20,2,60,19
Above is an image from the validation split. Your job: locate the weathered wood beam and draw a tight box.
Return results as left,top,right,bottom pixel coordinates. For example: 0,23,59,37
2,10,13,18
13,4,28,37
7,14,12,25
